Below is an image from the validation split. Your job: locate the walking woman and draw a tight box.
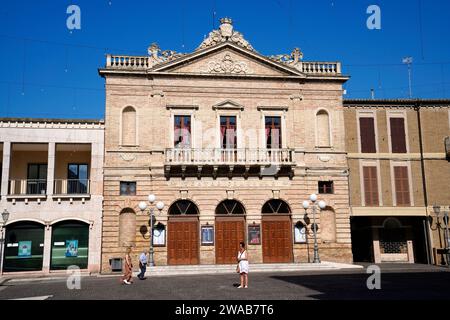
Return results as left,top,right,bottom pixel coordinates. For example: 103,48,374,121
122,247,133,285
237,241,249,288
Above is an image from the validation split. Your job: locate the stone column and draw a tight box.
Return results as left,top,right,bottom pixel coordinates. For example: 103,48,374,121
46,142,55,196
372,227,381,263
1,141,11,197
88,222,100,273
42,224,52,273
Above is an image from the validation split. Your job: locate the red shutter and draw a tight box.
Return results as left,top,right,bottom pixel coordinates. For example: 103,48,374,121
363,166,379,206
394,166,410,206
360,117,376,153
390,118,407,153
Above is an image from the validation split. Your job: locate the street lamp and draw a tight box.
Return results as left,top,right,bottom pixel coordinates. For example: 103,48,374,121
139,194,164,267
302,194,326,263
432,204,450,267
1,209,10,273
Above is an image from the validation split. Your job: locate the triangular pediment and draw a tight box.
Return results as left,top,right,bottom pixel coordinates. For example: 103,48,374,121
150,43,305,77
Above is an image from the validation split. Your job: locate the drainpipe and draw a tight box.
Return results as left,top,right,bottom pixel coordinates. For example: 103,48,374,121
414,100,433,264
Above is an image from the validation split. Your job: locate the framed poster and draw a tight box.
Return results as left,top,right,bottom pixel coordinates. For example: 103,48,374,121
294,223,307,243
248,225,261,245
18,241,32,258
152,225,166,247
201,225,214,245
65,240,79,257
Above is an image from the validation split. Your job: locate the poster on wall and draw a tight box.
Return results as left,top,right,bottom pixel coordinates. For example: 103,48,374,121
201,226,214,245
65,240,79,257
18,241,32,258
153,226,166,247
294,224,307,243
248,225,261,245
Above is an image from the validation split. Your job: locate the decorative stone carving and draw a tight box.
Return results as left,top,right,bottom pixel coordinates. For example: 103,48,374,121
204,54,250,74
197,18,255,52
269,47,303,70
147,43,186,68
120,153,136,162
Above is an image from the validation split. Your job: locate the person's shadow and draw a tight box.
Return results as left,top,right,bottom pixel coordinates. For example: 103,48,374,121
232,283,240,287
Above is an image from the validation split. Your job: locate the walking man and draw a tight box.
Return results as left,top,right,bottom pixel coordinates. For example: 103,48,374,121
138,250,148,280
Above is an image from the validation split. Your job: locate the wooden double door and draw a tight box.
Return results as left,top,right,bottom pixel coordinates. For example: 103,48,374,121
215,217,245,264
167,217,199,265
262,215,293,263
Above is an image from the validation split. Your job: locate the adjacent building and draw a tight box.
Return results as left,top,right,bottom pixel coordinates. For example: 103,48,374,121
0,118,104,274
99,18,353,272
343,99,450,264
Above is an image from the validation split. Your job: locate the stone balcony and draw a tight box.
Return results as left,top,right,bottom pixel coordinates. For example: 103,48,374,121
164,148,295,179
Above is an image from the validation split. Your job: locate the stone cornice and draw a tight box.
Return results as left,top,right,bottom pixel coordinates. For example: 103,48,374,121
0,118,104,129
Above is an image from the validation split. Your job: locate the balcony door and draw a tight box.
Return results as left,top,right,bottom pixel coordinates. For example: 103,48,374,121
27,164,47,195
68,164,88,194
265,116,282,149
220,116,237,162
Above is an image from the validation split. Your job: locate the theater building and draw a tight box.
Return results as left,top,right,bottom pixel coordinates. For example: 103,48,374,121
0,118,104,274
99,18,353,271
344,99,450,264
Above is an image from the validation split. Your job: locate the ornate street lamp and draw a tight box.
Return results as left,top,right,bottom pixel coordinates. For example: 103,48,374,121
139,195,164,267
1,209,10,273
303,194,326,263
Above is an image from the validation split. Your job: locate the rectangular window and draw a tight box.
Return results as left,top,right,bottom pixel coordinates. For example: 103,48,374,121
220,116,237,149
174,115,191,148
27,164,47,195
265,116,282,149
359,117,376,153
363,166,379,206
67,164,89,194
390,118,407,153
318,181,334,194
394,166,410,206
120,181,136,196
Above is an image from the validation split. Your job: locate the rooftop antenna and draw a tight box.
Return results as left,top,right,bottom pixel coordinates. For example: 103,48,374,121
402,56,413,98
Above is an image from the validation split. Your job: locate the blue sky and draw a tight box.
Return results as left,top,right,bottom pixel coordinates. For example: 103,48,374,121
0,0,449,119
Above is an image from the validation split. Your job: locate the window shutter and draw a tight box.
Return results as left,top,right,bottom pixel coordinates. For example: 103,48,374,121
390,118,407,153
359,117,376,153
363,166,379,206
394,166,410,206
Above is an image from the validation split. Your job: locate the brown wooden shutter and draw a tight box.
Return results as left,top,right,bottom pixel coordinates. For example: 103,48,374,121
359,117,376,153
390,118,407,153
363,166,379,206
394,166,410,206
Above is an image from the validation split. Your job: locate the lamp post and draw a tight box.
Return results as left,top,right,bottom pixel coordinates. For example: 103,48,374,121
1,209,10,273
302,194,326,264
432,204,450,267
139,195,164,267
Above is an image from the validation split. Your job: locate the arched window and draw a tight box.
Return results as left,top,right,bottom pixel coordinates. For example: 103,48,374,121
119,208,136,247
215,200,246,215
262,199,291,214
316,110,330,147
168,200,199,215
122,106,137,146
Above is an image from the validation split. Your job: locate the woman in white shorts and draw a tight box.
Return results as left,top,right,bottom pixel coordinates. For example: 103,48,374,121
237,241,249,288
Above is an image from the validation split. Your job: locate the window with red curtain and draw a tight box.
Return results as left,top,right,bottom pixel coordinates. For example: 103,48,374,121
390,118,407,153
265,116,282,149
220,116,236,149
359,117,376,153
174,115,191,148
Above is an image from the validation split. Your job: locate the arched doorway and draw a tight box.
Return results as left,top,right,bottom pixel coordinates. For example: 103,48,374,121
50,220,89,270
215,200,246,264
119,208,136,248
3,221,45,272
167,200,199,265
262,199,293,263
